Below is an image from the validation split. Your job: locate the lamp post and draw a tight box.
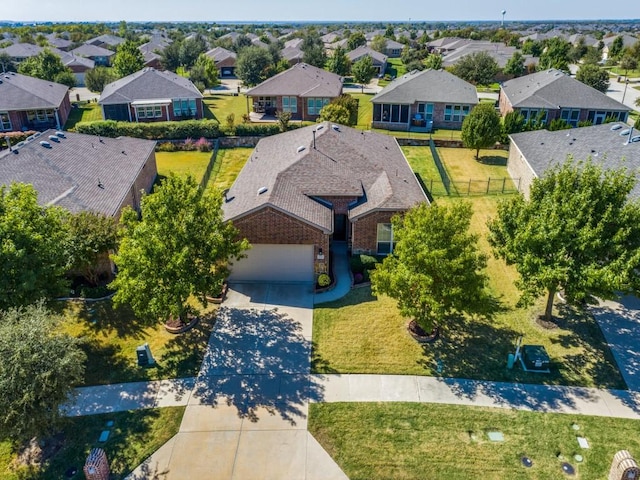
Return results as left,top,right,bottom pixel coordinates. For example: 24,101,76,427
621,78,630,105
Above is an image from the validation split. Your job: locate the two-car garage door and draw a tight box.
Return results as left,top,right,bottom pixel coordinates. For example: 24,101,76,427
228,244,314,283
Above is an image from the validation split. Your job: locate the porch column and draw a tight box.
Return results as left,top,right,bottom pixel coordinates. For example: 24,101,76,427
133,106,139,123
166,104,170,122
54,109,61,130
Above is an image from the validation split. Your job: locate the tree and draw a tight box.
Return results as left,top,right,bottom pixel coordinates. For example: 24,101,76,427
503,51,526,77
609,36,624,61
488,159,640,322
301,32,327,69
522,39,543,57
620,54,638,80
318,103,350,125
112,40,144,78
159,41,181,71
232,34,253,53
189,53,219,91
0,52,15,73
370,35,387,54
502,110,526,140
384,25,396,40
0,183,70,310
538,37,570,72
327,46,351,76
17,49,74,84
461,103,502,160
424,53,443,70
179,34,208,69
85,66,116,93
276,111,291,132
451,51,499,85
371,202,487,334
328,94,359,126
66,211,118,286
111,174,248,323
0,303,85,442
576,63,609,93
347,31,366,51
236,46,273,86
351,55,376,92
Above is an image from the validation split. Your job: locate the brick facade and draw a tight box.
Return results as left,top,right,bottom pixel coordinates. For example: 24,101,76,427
3,94,71,132
351,210,401,254
506,142,537,199
372,101,472,131
116,150,158,219
318,196,358,215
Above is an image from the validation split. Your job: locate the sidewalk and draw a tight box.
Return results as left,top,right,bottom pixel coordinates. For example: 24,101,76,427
314,242,351,305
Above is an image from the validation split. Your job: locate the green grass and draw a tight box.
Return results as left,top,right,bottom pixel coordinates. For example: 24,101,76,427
1,407,183,479
155,150,213,183
312,193,625,389
205,147,252,191
401,145,447,196
350,93,374,128
606,66,640,78
203,93,250,123
56,300,216,385
64,102,103,130
309,402,640,480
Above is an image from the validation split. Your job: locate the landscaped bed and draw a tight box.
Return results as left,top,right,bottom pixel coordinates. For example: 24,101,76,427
309,402,640,480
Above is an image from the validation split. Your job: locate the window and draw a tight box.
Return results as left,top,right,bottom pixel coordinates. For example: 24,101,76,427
520,109,548,124
307,97,330,115
26,109,55,123
0,112,11,131
587,110,627,124
444,104,470,122
282,96,297,113
560,108,581,127
173,99,196,117
373,103,409,123
137,105,163,119
417,103,434,121
377,223,394,255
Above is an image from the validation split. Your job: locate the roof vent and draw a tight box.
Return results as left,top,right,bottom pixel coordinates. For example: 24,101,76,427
630,136,640,143
257,186,268,195
55,131,66,138
39,141,51,148
48,135,60,142
620,129,631,136
316,124,324,131
332,124,340,132
296,145,305,153
611,124,623,131
16,141,25,148
33,132,41,138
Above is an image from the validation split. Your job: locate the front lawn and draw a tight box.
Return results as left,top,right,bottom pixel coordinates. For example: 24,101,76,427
309,402,640,480
64,102,103,130
205,147,252,191
155,150,213,183
1,407,183,479
56,300,216,385
312,194,625,388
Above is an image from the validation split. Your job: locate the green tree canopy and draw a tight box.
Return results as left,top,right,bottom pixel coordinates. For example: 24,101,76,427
461,103,502,160
111,174,248,323
236,46,273,86
488,159,640,322
538,37,571,72
327,46,351,76
451,51,499,85
85,66,116,93
371,202,488,333
179,34,208,69
0,52,16,73
318,103,351,125
301,31,327,68
575,63,610,93
0,303,85,442
189,53,219,91
351,55,376,92
112,40,145,78
503,51,526,77
0,183,70,310
424,53,443,70
327,94,359,126
370,35,388,54
347,31,366,51
159,41,181,71
609,36,624,61
17,49,75,86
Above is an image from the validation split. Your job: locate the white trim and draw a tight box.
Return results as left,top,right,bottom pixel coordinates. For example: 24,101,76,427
130,99,172,106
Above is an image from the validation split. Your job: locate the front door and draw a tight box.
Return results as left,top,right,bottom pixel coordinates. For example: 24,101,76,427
334,214,347,241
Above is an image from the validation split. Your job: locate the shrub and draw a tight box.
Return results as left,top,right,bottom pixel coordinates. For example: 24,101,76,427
1,130,37,149
350,254,380,274
547,119,571,131
156,142,178,152
183,137,195,151
195,137,212,152
317,273,331,287
75,119,221,140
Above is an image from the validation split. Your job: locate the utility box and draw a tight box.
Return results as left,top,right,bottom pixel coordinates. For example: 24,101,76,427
136,343,155,367
521,345,550,373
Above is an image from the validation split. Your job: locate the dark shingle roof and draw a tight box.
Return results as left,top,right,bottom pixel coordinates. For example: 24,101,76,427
246,63,343,98
347,45,388,64
71,44,115,58
502,69,629,111
510,123,640,198
372,69,478,105
86,34,125,47
0,130,156,216
99,68,203,105
0,43,44,58
0,72,69,111
205,46,237,63
223,122,428,231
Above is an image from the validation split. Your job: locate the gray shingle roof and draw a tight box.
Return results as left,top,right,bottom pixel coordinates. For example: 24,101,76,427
0,43,44,58
0,72,69,111
223,122,428,231
502,69,629,111
71,44,115,58
99,68,203,105
205,46,236,63
86,34,125,47
510,123,640,198
347,45,388,64
0,130,156,216
372,69,478,105
246,63,343,98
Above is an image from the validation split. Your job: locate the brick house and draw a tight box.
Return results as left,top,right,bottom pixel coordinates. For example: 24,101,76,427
0,72,71,133
70,43,115,67
245,63,343,121
347,45,388,74
371,69,478,131
223,122,428,283
99,68,204,122
205,47,237,77
499,69,629,126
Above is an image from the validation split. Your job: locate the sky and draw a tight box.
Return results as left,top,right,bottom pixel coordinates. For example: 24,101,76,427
3,0,640,23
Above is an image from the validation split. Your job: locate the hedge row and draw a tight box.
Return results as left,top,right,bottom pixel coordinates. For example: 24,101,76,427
1,130,37,149
73,120,295,140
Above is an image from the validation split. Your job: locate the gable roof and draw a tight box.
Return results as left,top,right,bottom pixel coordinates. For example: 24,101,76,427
246,63,342,98
347,45,388,64
0,72,69,111
99,68,203,105
223,122,428,231
281,46,304,63
510,123,640,198
372,69,478,105
502,69,629,111
86,34,125,47
71,44,115,58
0,42,44,58
205,46,237,63
0,130,156,216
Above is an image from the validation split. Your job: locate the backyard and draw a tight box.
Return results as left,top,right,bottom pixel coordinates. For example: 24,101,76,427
155,150,213,183
203,93,249,123
64,102,102,130
204,147,252,191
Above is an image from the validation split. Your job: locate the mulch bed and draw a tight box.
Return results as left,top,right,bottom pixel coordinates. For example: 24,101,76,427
164,315,199,334
535,315,559,330
408,320,440,343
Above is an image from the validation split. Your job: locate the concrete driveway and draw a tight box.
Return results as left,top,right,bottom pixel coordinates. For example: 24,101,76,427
127,283,347,480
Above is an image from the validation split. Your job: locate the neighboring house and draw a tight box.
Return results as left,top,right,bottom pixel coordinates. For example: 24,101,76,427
205,47,237,77
45,34,73,51
371,69,478,131
99,67,204,122
347,45,388,75
507,123,640,199
601,34,638,60
281,46,304,65
0,72,71,132
499,69,630,126
61,53,95,87
0,129,157,218
86,34,125,49
138,41,168,69
222,122,428,283
245,63,342,121
441,41,537,69
284,38,304,50
382,39,404,58
0,43,45,63
71,44,115,66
